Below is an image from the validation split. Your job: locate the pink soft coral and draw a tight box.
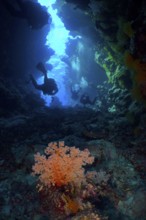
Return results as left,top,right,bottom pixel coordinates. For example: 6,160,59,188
32,141,94,189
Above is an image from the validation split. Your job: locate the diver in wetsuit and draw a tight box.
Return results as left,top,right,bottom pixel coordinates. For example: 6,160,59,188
2,0,51,29
70,84,81,100
30,62,58,96
80,93,97,106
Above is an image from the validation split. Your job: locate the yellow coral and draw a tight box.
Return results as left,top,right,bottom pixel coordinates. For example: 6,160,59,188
124,51,146,101
124,51,146,83
61,194,80,215
32,141,94,188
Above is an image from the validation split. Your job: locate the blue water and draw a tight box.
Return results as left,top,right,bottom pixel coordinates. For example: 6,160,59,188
37,0,73,106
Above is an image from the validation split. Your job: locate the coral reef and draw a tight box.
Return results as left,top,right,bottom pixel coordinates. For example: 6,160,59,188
32,141,101,219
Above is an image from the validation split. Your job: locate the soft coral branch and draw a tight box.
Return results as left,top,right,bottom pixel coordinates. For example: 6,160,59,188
32,141,94,188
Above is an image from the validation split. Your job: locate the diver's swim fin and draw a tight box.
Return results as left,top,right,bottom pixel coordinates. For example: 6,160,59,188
36,62,47,74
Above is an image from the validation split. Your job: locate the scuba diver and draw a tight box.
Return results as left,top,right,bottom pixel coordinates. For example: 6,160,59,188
2,0,51,29
70,83,81,100
80,93,97,106
30,62,58,96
